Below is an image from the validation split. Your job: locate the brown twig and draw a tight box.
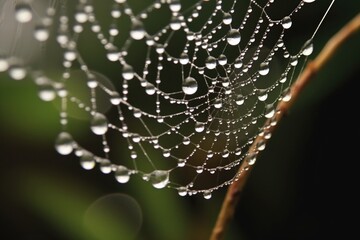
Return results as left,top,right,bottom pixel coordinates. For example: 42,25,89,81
210,13,360,240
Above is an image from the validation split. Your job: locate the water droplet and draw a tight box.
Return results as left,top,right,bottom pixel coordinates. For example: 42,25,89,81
223,13,232,25
214,99,222,108
80,152,96,170
290,56,298,66
133,108,142,118
122,64,135,80
203,190,212,199
234,58,243,68
281,88,292,102
145,83,156,95
205,56,217,69
246,153,257,165
264,104,275,118
303,0,315,3
0,56,9,72
15,3,33,23
75,10,88,23
222,149,229,158
162,149,171,158
195,122,205,133
130,20,146,40
8,65,27,80
110,92,121,105
302,39,314,56
179,53,189,65
170,16,181,31
257,140,266,151
149,170,169,189
115,165,131,183
38,83,56,101
196,166,204,173
259,62,269,76
178,187,187,196
100,159,112,174
91,113,108,135
235,94,244,105
281,16,292,29
183,137,190,145
182,77,198,95
279,75,287,83
169,0,181,12
132,134,141,143
64,49,77,61
107,46,119,61
257,89,268,101
34,25,49,42
55,132,74,155
235,147,242,156
218,54,227,66
227,29,241,46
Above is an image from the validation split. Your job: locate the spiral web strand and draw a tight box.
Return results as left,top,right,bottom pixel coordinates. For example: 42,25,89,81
0,0,332,199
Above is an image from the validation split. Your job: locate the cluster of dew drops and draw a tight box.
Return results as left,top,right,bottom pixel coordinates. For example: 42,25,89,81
0,0,318,199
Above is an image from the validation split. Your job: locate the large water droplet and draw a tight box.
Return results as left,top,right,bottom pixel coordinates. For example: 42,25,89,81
179,53,189,65
80,152,96,170
91,113,108,135
178,187,187,196
214,98,222,108
246,153,257,165
218,54,227,66
303,0,315,3
234,58,243,69
107,46,120,61
115,165,131,183
205,56,217,69
182,77,198,95
149,170,169,189
281,16,292,29
302,39,314,56
55,132,74,155
259,62,269,76
130,20,146,40
8,65,27,80
15,3,33,23
100,159,112,174
145,83,156,95
183,137,190,145
227,29,241,46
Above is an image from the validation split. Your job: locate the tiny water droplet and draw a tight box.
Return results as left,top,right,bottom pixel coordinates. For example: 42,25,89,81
182,77,198,95
55,132,74,155
178,187,188,196
234,58,243,69
80,152,96,170
218,54,227,65
99,160,112,174
203,190,212,199
259,62,269,76
214,98,222,108
235,94,244,105
130,20,146,40
205,56,217,69
170,16,182,30
195,122,205,132
8,65,27,80
179,53,189,65
145,83,156,95
264,104,275,119
115,165,131,183
34,25,49,42
223,13,232,25
257,140,266,151
132,134,141,143
133,108,142,118
257,89,268,101
107,46,119,61
91,113,108,135
169,0,181,12
303,0,316,3
227,29,241,46
281,88,292,102
302,39,314,56
281,16,292,29
122,64,135,80
38,83,56,101
149,170,169,189
246,153,257,165
183,137,190,145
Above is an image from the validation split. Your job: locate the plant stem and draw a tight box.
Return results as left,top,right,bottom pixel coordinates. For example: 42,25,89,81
210,13,360,240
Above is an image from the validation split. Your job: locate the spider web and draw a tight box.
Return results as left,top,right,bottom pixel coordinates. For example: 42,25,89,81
0,0,333,199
